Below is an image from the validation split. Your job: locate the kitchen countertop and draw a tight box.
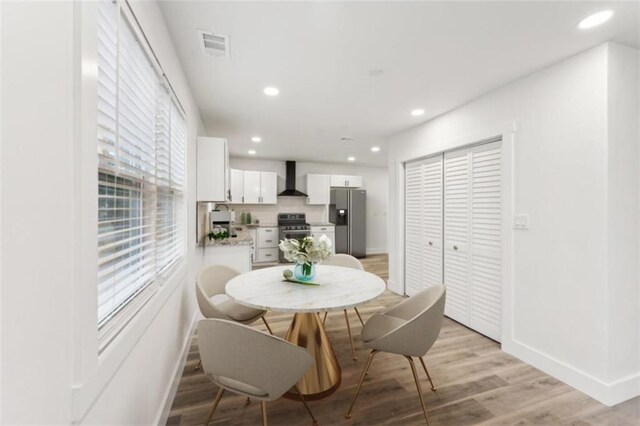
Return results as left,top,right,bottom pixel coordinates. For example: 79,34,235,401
244,223,278,228
309,222,335,227
199,228,254,247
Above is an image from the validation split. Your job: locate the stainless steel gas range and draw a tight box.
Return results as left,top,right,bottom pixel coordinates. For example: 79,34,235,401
278,213,311,263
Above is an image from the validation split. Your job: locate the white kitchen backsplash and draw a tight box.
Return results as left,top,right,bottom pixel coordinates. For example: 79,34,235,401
232,197,327,225
197,198,327,240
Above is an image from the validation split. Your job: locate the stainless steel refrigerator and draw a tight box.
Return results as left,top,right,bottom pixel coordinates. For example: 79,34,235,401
329,189,366,258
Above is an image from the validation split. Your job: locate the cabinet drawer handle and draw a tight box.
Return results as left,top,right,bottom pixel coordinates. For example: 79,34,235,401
428,241,433,246
265,254,272,257
265,229,272,232
265,239,272,243
453,245,458,250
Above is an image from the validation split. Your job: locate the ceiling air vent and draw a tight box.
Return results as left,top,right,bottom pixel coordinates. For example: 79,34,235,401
198,29,229,58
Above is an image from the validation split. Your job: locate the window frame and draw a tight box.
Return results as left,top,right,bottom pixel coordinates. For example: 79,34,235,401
71,0,189,420
95,0,187,351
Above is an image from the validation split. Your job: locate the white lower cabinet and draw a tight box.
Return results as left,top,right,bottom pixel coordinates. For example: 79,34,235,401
254,227,279,263
201,245,252,273
311,225,335,254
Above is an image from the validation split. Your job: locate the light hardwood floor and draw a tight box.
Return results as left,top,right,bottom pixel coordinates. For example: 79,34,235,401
168,255,639,425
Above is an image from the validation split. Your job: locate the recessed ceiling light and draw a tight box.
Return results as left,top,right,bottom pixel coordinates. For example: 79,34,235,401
248,150,256,155
411,109,425,116
371,146,381,152
578,10,613,29
263,87,279,96
347,156,356,162
251,136,262,143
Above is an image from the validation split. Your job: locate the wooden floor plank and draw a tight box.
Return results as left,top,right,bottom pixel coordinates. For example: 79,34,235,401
168,254,640,425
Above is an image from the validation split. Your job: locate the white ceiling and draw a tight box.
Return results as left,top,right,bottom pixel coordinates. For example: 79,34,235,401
158,1,639,167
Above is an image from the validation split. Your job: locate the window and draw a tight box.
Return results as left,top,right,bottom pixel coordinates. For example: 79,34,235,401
96,0,186,348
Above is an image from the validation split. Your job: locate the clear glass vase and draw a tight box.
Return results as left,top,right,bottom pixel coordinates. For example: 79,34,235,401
294,262,316,281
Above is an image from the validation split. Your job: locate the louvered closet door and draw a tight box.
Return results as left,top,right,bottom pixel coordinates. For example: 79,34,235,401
443,150,471,324
405,156,443,296
405,161,424,296
444,140,502,342
469,141,502,341
421,156,443,290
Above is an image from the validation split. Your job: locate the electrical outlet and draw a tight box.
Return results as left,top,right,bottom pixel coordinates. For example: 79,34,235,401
514,214,530,230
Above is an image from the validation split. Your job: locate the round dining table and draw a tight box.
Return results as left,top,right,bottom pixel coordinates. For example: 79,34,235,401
226,264,386,400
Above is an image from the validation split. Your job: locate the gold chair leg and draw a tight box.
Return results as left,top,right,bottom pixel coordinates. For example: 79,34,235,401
322,311,328,325
406,357,430,425
261,401,268,426
195,359,202,371
261,317,274,335
204,388,225,425
344,310,357,361
354,307,365,326
293,385,319,426
419,357,436,391
345,350,378,419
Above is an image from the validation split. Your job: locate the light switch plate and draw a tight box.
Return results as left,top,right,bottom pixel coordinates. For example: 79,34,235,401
514,214,530,230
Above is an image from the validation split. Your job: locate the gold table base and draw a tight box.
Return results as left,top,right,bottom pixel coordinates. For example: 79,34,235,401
283,312,341,400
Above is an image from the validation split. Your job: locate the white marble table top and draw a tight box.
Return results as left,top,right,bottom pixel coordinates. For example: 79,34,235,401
225,265,386,313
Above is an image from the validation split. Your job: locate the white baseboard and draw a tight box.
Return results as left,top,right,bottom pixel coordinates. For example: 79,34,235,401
366,248,387,255
503,338,640,407
386,279,404,295
155,311,198,426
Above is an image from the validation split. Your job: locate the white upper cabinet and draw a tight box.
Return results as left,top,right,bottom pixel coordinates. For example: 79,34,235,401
306,174,331,205
229,169,244,204
241,170,277,204
243,171,261,204
330,174,363,188
197,137,229,202
260,172,278,204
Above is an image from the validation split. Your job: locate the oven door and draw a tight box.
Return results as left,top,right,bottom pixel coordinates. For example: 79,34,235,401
278,229,311,263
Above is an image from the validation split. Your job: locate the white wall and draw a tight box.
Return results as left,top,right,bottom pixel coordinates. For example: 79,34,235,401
1,1,205,424
606,43,639,384
1,2,75,422
386,43,639,406
229,158,389,254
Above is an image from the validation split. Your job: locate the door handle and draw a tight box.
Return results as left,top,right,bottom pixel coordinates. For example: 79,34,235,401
428,241,433,246
453,245,458,251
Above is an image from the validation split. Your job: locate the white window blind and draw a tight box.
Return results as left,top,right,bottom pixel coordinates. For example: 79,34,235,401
97,0,186,349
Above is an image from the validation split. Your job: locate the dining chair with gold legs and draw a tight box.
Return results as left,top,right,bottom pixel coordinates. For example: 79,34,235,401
344,285,446,425
321,254,367,360
198,319,319,426
194,264,274,371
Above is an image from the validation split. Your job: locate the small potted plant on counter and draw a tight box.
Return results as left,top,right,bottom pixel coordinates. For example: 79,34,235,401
208,225,229,241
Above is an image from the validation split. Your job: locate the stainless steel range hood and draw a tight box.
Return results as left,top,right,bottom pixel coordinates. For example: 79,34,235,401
278,161,308,197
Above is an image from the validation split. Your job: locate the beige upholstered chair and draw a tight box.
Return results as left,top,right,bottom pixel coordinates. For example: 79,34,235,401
198,319,318,426
196,264,273,330
322,254,367,360
195,265,273,370
345,285,446,424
